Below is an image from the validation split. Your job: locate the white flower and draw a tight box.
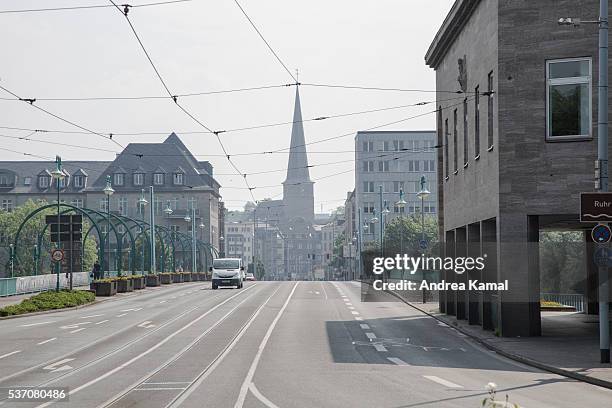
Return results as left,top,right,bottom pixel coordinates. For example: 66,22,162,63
486,382,497,392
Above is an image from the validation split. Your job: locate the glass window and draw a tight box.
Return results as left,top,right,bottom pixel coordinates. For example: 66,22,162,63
173,172,184,185
1,199,13,212
114,173,124,186
453,109,458,173
24,177,32,186
74,175,84,188
488,73,494,149
475,86,481,157
133,173,144,186
154,173,164,185
362,161,374,172
378,161,389,172
71,199,83,208
383,141,391,151
463,98,469,166
118,197,129,216
99,199,108,212
547,58,592,140
444,118,449,179
39,176,50,189
363,181,374,193
362,141,374,152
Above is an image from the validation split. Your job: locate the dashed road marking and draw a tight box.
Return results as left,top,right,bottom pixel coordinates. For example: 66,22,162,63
374,344,388,352
423,375,463,389
354,316,363,321
19,321,55,327
95,320,109,325
365,332,377,340
116,313,128,318
387,357,409,366
0,350,21,360
351,311,359,315
359,324,370,330
70,328,85,334
137,321,156,329
159,300,167,304
80,314,104,319
121,308,142,312
60,322,91,330
37,338,57,345
347,306,355,310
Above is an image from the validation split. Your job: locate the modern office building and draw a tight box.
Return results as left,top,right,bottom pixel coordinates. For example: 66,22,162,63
354,130,438,245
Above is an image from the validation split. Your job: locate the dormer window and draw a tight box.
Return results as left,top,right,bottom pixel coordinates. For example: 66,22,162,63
74,175,84,188
154,173,164,185
133,173,144,186
114,173,125,186
24,177,32,186
38,175,50,189
173,172,184,185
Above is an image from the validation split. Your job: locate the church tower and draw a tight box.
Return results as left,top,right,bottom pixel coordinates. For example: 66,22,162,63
282,86,314,224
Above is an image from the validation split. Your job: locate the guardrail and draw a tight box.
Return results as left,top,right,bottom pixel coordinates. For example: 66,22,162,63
541,293,584,313
0,272,90,297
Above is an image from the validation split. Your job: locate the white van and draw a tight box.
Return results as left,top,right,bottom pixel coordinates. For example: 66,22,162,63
210,258,244,289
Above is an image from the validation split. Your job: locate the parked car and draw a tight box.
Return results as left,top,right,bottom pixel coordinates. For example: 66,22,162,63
245,272,256,281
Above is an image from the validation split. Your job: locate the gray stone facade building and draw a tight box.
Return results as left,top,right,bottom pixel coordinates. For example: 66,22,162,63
426,0,610,337
0,134,222,270
354,130,438,245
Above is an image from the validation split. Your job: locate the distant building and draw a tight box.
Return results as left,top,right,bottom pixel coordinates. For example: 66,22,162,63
354,130,438,245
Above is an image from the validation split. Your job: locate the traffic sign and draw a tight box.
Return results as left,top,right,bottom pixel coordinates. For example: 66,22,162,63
51,248,64,263
592,224,612,244
581,193,612,222
594,247,612,267
419,239,428,250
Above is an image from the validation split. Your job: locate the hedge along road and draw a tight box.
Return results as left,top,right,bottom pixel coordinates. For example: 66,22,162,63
0,281,256,400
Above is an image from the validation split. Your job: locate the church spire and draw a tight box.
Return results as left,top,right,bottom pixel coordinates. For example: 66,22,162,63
284,86,311,183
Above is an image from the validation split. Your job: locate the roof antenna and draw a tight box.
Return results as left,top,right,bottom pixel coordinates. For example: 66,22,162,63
295,68,300,86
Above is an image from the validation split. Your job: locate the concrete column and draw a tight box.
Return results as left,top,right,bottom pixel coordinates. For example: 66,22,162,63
468,222,481,325
445,229,456,316
455,226,467,320
481,218,497,331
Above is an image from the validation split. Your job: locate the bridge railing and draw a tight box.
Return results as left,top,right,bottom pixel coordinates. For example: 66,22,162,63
0,272,90,297
541,293,584,313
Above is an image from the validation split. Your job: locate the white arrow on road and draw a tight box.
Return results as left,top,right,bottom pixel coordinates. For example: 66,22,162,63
137,321,156,329
43,358,74,372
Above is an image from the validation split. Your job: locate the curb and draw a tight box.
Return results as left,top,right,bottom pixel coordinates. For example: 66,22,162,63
359,281,612,391
0,281,207,321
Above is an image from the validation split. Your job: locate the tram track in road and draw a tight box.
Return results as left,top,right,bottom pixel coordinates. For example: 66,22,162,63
0,285,257,406
97,283,283,408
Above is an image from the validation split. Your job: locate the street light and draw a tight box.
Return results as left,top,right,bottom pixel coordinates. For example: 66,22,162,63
51,156,65,291
103,175,114,278
395,188,407,263
163,203,173,272
138,189,148,273
416,175,431,245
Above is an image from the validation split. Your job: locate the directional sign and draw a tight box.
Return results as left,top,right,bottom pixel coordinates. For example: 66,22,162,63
594,247,612,267
51,248,64,263
592,224,612,244
581,193,612,222
419,240,428,250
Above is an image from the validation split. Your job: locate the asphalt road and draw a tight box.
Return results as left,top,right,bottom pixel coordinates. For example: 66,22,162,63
0,281,610,408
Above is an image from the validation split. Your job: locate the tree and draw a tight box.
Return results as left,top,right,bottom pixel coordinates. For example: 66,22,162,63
383,214,438,255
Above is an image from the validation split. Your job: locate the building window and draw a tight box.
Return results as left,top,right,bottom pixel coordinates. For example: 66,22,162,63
363,202,375,213
407,160,419,172
444,118,449,179
114,173,124,186
118,197,129,216
363,161,374,172
133,173,144,186
393,181,405,193
99,199,108,212
546,58,592,140
188,197,197,210
74,175,84,188
383,141,391,151
71,199,83,208
173,172,184,185
0,174,10,186
378,161,389,172
24,177,32,186
393,140,404,151
487,73,494,149
363,181,375,193
58,176,67,189
453,109,458,174
38,175,50,189
154,173,164,185
475,85,481,157
362,141,374,152
1,199,13,212
463,98,468,167
423,160,435,172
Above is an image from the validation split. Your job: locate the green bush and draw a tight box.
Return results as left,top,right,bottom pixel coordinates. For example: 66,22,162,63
0,290,95,317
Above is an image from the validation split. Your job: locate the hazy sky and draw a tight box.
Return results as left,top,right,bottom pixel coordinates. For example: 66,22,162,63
0,0,454,211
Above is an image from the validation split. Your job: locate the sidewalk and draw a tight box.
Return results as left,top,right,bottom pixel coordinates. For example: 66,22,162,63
387,290,612,390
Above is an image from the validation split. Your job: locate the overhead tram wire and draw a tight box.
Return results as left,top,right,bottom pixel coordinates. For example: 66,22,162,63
107,1,257,203
301,83,479,95
0,0,193,14
0,84,124,149
231,0,297,83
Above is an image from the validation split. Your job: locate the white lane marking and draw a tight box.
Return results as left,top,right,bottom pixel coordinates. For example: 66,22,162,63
365,332,377,340
59,322,91,330
345,302,352,305
20,321,55,327
80,314,103,319
0,350,21,360
359,324,370,330
37,338,57,346
159,300,167,304
232,283,300,408
423,375,463,389
42,286,257,408
314,291,320,295
143,382,191,385
95,320,109,325
249,382,280,408
134,387,186,391
116,313,128,318
137,321,156,329
347,306,355,310
43,358,74,372
70,328,85,334
387,357,409,366
320,282,328,300
374,344,388,352
120,308,142,312
354,316,363,321
351,311,360,315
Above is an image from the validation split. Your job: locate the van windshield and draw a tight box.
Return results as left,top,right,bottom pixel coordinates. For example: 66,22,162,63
213,259,240,269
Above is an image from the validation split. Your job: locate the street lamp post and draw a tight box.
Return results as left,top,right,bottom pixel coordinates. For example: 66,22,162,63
416,175,430,304
164,203,173,272
103,175,114,278
184,209,196,272
51,156,64,291
395,188,407,258
138,189,148,274
199,222,205,271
